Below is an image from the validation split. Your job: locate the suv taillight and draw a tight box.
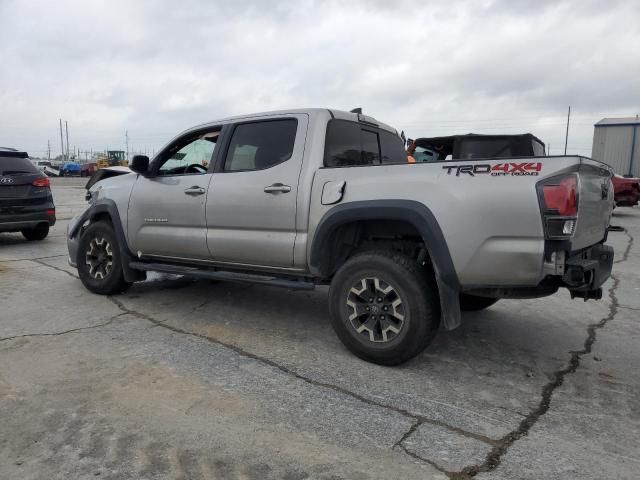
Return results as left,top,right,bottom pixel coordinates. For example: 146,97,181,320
32,177,50,188
537,174,578,239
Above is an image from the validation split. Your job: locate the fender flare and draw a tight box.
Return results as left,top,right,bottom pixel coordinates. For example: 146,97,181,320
69,200,144,282
309,200,462,330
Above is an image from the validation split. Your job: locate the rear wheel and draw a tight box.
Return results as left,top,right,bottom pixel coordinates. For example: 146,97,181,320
328,251,440,365
21,223,49,241
460,293,499,311
77,221,131,295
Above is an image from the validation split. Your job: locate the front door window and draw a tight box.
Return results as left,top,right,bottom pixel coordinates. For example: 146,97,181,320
157,132,219,176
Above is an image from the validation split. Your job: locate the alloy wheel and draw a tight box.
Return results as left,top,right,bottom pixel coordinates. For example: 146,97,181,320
85,237,113,280
346,277,406,342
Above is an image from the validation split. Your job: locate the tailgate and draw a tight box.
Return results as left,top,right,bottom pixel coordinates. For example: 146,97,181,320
573,159,614,251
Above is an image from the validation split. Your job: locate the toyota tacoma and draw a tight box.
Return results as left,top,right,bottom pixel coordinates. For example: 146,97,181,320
66,109,615,365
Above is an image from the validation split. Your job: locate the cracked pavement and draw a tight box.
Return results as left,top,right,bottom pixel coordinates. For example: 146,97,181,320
1,178,639,479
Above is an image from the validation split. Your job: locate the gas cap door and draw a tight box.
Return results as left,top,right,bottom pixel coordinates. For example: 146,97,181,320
321,180,346,205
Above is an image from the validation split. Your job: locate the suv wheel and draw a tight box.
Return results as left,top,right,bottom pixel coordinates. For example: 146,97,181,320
459,293,499,311
21,223,49,241
328,251,440,365
77,221,131,295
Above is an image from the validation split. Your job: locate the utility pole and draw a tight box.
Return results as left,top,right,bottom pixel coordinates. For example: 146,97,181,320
65,121,70,161
47,140,51,161
564,105,571,155
59,119,65,162
125,130,129,162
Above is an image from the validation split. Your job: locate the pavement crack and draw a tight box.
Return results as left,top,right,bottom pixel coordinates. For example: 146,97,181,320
456,276,625,477
0,313,126,343
446,222,634,478
397,441,455,477
393,418,423,451
1,254,68,263
30,258,79,279
613,227,634,264
106,295,497,453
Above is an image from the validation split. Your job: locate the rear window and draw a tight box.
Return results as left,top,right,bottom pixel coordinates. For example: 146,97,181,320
0,157,39,176
380,130,408,164
324,120,405,167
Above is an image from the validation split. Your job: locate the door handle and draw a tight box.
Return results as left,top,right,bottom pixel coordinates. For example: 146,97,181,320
264,183,291,194
184,186,206,196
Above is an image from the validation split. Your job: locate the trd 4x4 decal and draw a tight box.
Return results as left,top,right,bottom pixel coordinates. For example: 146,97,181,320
442,162,543,177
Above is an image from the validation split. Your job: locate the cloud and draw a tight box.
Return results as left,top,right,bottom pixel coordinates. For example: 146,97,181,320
0,0,638,157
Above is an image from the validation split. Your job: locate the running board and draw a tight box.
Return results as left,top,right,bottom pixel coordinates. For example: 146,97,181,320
129,261,315,290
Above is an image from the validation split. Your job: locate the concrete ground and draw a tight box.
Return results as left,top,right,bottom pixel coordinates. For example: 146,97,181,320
1,177,638,480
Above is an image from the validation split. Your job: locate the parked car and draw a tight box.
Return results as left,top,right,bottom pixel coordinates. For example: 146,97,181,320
0,147,56,240
611,174,640,207
32,159,52,172
80,162,97,177
66,109,614,365
60,162,81,176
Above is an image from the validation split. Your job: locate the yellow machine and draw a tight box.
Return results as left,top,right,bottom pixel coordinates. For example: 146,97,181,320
95,153,109,169
96,151,128,169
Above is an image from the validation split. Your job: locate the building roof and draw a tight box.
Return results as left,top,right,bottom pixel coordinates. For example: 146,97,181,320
595,117,640,127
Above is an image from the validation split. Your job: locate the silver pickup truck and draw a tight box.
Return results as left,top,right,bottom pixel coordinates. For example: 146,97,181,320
67,108,615,365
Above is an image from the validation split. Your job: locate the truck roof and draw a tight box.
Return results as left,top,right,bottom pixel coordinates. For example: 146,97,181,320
187,108,398,136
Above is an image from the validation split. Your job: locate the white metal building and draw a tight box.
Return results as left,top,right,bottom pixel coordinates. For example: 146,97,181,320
591,116,640,176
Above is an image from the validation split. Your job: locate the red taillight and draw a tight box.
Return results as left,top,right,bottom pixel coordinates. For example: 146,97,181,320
542,175,577,216
32,177,50,188
47,209,55,216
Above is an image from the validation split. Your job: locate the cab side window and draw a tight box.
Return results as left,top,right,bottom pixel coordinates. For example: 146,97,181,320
157,130,219,176
224,119,298,172
324,119,406,167
379,130,408,164
324,120,379,167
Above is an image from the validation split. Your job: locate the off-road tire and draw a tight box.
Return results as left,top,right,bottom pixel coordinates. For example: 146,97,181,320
21,223,49,241
459,293,499,311
328,250,440,365
77,221,131,295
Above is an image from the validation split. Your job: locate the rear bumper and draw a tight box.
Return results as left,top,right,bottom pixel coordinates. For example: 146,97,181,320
563,243,613,299
0,210,56,232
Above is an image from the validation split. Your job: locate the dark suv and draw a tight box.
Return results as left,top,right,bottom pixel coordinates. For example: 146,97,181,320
0,148,56,240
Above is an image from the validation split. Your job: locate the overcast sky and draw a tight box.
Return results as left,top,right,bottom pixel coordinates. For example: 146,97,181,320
1,0,639,158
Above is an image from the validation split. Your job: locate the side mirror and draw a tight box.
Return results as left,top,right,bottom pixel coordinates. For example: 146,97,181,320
130,155,150,175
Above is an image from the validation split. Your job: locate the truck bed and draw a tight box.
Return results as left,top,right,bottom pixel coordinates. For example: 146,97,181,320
309,155,613,288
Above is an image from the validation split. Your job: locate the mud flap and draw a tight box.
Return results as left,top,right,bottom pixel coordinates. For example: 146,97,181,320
436,276,461,330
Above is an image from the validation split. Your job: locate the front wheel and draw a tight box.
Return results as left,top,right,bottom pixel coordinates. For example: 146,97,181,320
328,251,440,365
77,221,131,295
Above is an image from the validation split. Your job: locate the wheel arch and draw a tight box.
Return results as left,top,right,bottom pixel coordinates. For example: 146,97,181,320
309,200,462,330
69,200,144,282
